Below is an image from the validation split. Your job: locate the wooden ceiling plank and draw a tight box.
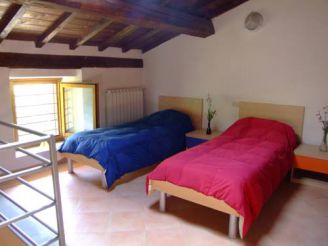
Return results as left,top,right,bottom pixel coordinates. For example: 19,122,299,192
0,2,11,7
70,18,112,49
0,3,28,43
36,11,75,48
122,29,161,53
0,52,143,69
98,25,138,51
142,32,178,53
17,0,214,38
101,0,167,51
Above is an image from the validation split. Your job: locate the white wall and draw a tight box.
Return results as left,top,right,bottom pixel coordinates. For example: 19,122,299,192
0,67,15,167
143,0,328,145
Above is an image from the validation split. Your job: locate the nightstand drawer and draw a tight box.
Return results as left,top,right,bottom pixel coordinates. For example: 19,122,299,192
186,137,207,148
294,155,328,175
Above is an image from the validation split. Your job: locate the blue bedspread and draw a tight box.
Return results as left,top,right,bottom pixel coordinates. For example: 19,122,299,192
58,110,193,187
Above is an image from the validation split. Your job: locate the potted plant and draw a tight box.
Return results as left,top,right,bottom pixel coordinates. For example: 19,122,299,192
206,94,216,135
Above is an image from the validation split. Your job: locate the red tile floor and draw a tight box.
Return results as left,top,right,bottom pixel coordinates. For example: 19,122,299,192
1,162,327,246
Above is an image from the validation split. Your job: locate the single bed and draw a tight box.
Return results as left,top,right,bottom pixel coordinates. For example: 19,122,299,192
147,101,305,239
58,96,203,189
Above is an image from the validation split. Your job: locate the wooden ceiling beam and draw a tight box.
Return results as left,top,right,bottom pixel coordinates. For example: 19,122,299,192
116,28,150,49
98,25,138,51
70,18,113,50
36,11,75,48
0,3,28,43
0,52,143,69
122,29,161,53
201,0,248,18
142,32,178,53
7,32,79,45
16,0,215,38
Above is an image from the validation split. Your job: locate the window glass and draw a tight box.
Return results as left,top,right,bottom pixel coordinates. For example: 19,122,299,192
12,82,59,141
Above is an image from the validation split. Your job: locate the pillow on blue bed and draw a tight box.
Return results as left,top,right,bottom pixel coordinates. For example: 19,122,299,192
146,109,194,133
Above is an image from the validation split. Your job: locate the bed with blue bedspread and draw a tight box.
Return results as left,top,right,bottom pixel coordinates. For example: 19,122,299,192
58,110,193,188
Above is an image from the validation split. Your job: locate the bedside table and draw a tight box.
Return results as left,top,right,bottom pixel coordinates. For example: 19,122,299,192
185,129,221,148
292,144,328,182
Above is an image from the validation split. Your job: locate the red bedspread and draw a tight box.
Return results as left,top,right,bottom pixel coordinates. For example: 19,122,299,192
147,117,297,238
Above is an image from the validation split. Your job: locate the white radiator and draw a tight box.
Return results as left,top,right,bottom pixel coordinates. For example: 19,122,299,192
105,87,144,127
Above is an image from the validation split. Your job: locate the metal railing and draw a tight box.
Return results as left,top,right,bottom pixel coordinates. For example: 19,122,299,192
0,120,65,246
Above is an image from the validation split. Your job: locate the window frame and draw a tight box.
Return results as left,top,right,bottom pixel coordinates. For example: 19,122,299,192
10,78,64,142
59,82,97,138
10,79,98,143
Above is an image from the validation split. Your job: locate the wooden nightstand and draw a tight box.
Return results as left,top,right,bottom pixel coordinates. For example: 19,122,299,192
185,129,221,148
292,144,328,184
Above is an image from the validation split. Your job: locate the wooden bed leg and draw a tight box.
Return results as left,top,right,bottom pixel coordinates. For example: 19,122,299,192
67,158,74,174
229,215,238,239
159,192,166,212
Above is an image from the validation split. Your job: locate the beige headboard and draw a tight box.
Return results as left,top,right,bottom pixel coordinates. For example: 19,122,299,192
159,96,203,129
238,101,305,139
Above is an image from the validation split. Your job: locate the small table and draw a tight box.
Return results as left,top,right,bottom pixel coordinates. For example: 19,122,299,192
185,129,221,148
292,144,328,183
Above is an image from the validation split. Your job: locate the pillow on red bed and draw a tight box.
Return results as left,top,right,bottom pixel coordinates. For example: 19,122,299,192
220,117,298,152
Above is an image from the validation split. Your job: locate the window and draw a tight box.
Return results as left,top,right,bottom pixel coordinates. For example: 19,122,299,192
10,79,97,142
59,83,97,137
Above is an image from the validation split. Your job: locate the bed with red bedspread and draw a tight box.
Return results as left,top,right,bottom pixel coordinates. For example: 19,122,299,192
147,117,298,238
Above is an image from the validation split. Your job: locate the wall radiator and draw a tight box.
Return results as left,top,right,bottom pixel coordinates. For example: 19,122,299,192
105,87,144,127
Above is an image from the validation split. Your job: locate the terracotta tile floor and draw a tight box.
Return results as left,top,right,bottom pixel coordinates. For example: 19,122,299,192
1,163,328,246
